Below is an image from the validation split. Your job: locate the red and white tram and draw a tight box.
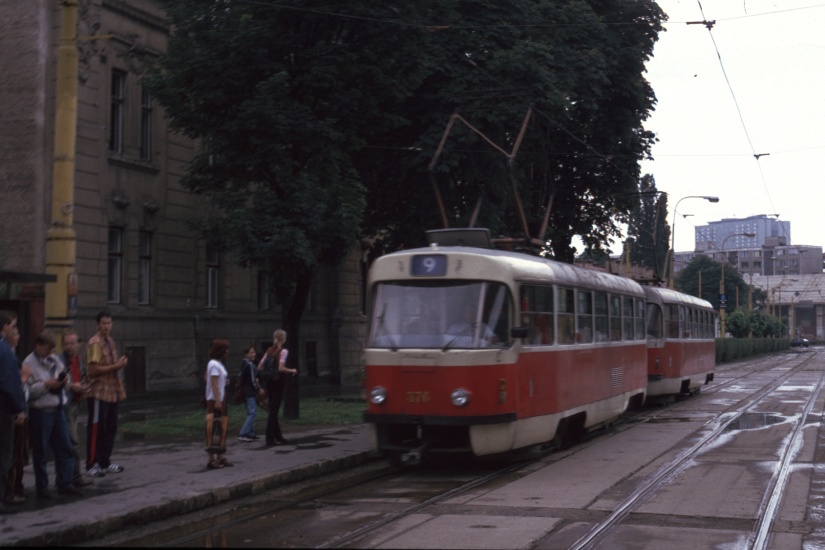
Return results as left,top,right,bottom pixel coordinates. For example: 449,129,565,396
643,286,716,399
363,229,650,463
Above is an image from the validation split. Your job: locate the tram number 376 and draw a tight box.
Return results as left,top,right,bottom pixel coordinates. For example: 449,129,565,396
406,391,432,404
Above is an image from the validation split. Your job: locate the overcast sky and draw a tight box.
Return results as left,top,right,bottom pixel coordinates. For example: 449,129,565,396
640,0,825,252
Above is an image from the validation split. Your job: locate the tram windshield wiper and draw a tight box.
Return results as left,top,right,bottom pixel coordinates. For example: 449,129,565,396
374,303,398,351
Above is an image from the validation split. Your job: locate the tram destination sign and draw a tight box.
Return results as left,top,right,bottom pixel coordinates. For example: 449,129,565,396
411,254,447,276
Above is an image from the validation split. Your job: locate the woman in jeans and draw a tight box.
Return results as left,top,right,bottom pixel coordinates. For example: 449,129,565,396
237,343,263,442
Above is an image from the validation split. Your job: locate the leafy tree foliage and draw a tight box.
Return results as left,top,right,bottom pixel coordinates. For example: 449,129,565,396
725,309,784,339
676,255,765,310
358,1,666,262
144,0,666,347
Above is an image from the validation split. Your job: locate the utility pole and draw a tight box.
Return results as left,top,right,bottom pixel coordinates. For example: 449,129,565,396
45,0,79,336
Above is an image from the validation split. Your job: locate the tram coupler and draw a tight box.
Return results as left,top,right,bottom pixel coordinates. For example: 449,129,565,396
400,443,429,466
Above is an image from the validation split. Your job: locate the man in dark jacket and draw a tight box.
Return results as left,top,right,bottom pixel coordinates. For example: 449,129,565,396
0,311,26,513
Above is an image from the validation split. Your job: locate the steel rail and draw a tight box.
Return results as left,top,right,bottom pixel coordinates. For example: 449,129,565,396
569,352,818,550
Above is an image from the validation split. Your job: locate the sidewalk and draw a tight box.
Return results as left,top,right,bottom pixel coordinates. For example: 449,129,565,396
0,418,375,546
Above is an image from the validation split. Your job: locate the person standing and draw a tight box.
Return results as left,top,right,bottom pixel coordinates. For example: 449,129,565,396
238,343,263,442
85,310,127,477
258,329,297,446
60,331,89,486
205,339,231,469
24,331,82,499
0,311,26,513
4,322,29,505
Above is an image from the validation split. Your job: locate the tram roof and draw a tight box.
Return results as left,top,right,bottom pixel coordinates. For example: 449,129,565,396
371,245,646,297
643,286,714,310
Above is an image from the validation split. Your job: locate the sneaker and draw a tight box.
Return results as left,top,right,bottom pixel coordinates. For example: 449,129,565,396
238,436,254,442
74,475,91,486
87,464,105,478
106,463,125,473
250,435,260,441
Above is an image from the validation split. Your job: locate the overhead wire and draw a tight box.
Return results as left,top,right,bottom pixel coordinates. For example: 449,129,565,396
222,0,819,247
692,0,790,244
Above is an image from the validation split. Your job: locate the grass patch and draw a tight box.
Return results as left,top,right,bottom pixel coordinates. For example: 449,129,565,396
119,397,365,440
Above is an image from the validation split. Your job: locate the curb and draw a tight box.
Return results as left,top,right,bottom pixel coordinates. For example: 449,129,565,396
5,450,378,547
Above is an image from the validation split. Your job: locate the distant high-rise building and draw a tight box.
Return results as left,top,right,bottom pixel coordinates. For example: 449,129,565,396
695,215,790,250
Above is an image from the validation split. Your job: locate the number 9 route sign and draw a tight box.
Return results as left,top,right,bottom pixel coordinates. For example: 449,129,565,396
411,254,447,277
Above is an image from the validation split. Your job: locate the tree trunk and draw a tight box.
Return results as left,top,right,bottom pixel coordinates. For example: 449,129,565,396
281,266,315,419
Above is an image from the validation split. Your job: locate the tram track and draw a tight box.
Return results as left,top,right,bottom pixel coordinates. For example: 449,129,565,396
115,350,821,548
569,351,822,549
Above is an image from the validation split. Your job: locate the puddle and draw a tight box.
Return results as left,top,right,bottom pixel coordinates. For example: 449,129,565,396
644,417,700,424
725,412,785,431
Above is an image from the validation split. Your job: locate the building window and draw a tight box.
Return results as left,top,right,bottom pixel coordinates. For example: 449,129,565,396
206,246,220,308
138,231,152,305
140,88,153,161
108,227,123,303
109,70,126,153
257,271,270,310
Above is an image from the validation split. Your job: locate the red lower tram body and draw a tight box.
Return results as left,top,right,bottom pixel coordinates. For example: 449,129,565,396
643,286,717,399
646,340,715,398
363,343,647,462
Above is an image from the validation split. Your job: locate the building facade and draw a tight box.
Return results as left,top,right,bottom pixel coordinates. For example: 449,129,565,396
695,214,790,251
672,215,823,277
0,0,368,395
750,274,825,340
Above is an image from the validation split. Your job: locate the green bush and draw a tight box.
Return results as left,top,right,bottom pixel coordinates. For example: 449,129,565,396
716,337,790,363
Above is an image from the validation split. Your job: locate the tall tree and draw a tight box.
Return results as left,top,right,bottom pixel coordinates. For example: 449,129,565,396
676,255,764,310
143,1,429,377
626,174,670,280
145,0,666,378
356,0,665,262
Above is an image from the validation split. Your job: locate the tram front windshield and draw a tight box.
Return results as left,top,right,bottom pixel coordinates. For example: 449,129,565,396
369,281,512,350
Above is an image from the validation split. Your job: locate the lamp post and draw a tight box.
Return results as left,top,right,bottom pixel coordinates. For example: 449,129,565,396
719,232,756,338
669,195,720,288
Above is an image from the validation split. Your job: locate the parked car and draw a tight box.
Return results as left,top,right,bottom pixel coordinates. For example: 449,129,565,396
790,338,810,348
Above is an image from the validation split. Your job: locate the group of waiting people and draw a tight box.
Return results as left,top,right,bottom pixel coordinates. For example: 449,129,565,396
0,310,127,513
203,329,297,470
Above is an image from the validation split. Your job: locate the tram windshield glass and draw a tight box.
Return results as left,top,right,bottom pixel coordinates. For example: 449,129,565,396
369,281,512,349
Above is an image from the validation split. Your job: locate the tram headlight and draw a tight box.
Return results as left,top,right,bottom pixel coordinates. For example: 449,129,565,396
369,386,387,405
451,388,471,407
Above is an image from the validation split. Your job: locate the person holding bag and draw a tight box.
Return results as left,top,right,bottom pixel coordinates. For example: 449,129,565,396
257,329,296,446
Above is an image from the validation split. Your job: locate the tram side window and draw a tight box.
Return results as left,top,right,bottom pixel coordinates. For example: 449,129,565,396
557,287,576,344
594,292,609,342
577,290,593,343
622,296,634,340
666,304,680,339
679,306,688,338
634,298,645,340
520,285,554,345
690,308,699,338
647,303,663,339
701,310,709,338
609,294,622,341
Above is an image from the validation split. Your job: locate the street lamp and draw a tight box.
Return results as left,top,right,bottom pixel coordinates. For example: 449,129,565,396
669,195,720,288
719,232,756,338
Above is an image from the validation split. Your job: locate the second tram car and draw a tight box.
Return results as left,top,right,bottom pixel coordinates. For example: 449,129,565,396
363,230,651,463
643,286,716,399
